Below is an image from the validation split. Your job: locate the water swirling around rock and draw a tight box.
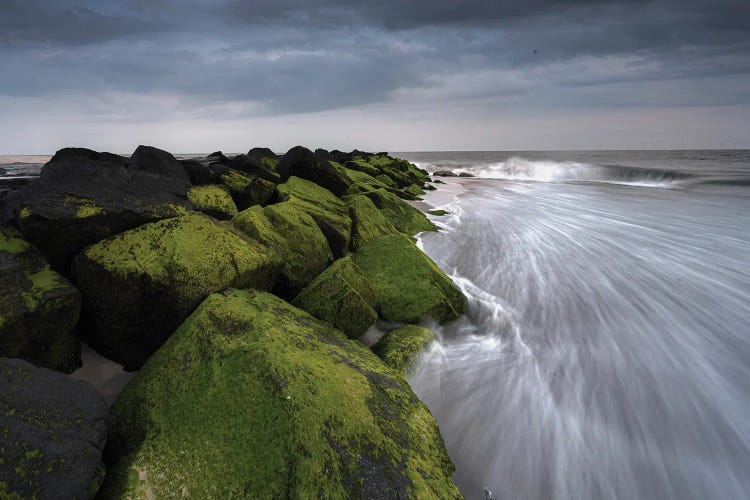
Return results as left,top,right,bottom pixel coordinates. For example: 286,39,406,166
401,150,750,500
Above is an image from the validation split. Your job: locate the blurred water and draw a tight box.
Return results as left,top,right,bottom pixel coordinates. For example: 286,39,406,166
400,151,750,500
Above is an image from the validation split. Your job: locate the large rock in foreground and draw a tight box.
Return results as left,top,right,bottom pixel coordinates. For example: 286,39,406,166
345,194,399,251
352,234,465,323
292,257,377,338
0,225,81,373
2,150,192,269
0,357,108,499
103,289,460,499
72,212,283,370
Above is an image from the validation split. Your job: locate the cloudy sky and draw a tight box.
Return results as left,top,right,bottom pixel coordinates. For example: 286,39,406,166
1,0,749,154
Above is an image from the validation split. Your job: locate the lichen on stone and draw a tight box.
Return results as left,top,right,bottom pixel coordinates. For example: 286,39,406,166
187,184,238,220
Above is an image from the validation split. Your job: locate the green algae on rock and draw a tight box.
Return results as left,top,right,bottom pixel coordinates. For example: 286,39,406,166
357,188,436,236
103,289,460,499
352,234,465,323
276,176,352,258
187,184,238,220
0,357,108,499
72,212,283,370
220,169,276,210
0,225,81,373
345,194,399,251
374,325,437,376
291,257,377,338
400,183,426,201
232,202,332,295
429,209,450,216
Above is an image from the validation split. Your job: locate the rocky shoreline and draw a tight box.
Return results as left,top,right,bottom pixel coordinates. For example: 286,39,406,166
0,145,466,498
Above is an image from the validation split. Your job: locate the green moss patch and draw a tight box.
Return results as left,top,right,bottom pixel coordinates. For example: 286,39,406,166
292,257,377,338
187,185,238,220
221,169,276,210
345,194,399,251
373,325,437,376
276,176,352,258
232,202,332,294
352,234,465,323
356,188,436,236
103,289,460,498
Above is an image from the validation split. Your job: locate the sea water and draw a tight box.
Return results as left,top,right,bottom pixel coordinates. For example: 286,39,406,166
396,150,750,499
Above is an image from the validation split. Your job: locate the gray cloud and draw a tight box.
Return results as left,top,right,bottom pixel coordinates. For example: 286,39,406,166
0,0,748,152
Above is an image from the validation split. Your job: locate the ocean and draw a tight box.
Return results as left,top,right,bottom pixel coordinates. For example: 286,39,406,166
396,150,750,499
3,150,749,499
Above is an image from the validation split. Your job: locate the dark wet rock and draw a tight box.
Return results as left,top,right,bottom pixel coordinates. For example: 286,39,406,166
129,145,191,187
50,147,128,167
2,155,192,271
181,160,227,185
0,357,108,499
102,289,460,498
227,154,281,184
276,146,352,196
0,225,81,373
458,172,475,178
247,147,279,164
207,151,228,163
433,170,457,177
72,212,282,370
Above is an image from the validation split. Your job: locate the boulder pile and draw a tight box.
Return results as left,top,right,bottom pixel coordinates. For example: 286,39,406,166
0,145,463,498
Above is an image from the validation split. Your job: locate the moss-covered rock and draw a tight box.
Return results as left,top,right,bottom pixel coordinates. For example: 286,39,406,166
352,234,465,323
232,202,332,295
72,212,283,370
276,146,352,196
376,173,398,189
247,147,280,171
292,257,377,338
343,167,393,196
221,169,276,210
2,153,192,270
276,176,352,258
373,325,437,376
187,184,238,220
103,289,460,499
429,209,450,216
357,188,436,236
345,194,399,251
399,183,426,200
227,154,281,184
343,159,380,177
0,225,81,373
0,357,107,499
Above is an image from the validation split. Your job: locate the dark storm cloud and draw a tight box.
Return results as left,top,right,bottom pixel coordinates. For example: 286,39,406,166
0,0,749,115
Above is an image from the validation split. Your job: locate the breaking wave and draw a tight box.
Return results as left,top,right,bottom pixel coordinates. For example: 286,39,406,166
421,157,699,188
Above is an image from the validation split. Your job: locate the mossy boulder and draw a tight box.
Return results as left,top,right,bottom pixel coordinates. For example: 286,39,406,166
343,167,392,195
399,183,426,200
357,188,436,236
352,234,465,323
227,154,281,184
429,209,450,216
376,173,398,188
232,202,332,295
221,169,276,210
374,325,437,376
292,257,377,338
129,145,191,188
0,357,108,499
344,159,380,177
345,194,399,251
276,176,352,258
72,212,283,370
0,225,81,373
103,289,460,498
187,184,238,220
276,146,352,196
2,153,192,270
247,147,280,170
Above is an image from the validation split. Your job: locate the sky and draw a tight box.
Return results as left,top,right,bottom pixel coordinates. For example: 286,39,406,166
1,0,749,154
